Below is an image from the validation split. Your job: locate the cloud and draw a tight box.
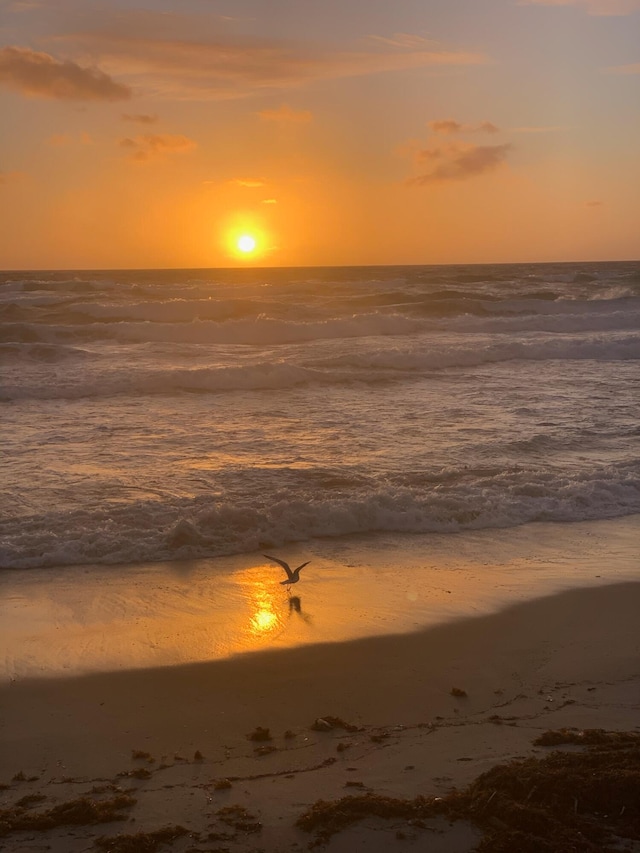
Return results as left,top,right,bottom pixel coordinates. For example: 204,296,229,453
585,199,604,207
605,62,640,74
122,113,159,124
428,118,500,134
258,103,312,123
230,178,265,187
518,0,640,15
262,198,277,204
367,33,440,49
406,142,512,185
53,31,490,100
119,133,196,163
0,45,131,100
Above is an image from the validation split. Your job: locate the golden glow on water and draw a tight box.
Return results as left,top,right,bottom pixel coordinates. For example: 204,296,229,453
251,604,278,633
247,581,282,639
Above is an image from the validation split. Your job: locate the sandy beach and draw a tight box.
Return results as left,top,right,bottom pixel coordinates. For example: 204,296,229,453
1,544,639,851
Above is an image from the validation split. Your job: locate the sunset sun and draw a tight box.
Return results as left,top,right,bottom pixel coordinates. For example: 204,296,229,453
237,234,256,254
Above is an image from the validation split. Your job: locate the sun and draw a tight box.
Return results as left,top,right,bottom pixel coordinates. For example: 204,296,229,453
237,234,256,253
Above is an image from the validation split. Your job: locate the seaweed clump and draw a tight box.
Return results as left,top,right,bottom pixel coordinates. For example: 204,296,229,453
0,793,136,836
94,825,188,852
216,804,262,834
296,729,640,852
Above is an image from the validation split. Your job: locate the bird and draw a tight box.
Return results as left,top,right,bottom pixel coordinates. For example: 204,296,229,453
263,554,310,588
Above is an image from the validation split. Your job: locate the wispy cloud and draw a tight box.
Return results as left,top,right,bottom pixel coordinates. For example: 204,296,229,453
366,33,440,49
230,178,265,187
428,118,500,134
0,45,131,100
258,104,312,123
262,198,278,204
53,31,490,101
122,113,159,124
585,199,605,207
119,133,196,163
518,0,640,16
406,141,512,185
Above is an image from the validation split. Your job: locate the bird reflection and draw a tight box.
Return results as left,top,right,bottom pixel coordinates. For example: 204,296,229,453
288,595,312,624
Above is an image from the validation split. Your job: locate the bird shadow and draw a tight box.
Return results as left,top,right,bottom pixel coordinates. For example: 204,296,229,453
287,595,313,625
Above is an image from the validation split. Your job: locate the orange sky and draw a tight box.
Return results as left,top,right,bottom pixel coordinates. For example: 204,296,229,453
0,0,638,268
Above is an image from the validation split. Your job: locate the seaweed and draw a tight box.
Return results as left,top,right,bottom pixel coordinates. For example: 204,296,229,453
296,729,640,851
296,793,436,844
310,716,361,732
216,805,262,834
118,767,152,780
131,750,155,762
0,793,136,836
94,824,189,852
247,727,272,742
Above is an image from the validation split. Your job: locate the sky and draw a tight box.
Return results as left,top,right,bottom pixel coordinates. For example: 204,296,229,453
0,0,638,269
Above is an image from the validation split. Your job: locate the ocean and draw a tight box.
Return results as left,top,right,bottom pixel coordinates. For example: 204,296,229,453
1,260,639,574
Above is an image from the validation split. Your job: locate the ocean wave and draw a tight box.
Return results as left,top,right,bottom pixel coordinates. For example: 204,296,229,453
2,299,640,350
3,333,638,400
0,341,96,363
1,462,638,570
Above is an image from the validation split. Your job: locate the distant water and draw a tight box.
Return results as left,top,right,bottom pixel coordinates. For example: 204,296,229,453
1,261,639,571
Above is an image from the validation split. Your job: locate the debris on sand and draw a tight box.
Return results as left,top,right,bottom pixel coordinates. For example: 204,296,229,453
0,793,136,836
131,750,154,762
311,716,361,733
247,727,272,742
117,767,152,780
216,805,262,834
94,824,188,852
297,729,640,851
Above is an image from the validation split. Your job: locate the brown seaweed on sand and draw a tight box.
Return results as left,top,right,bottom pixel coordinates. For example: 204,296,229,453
0,793,136,836
216,805,262,834
296,729,640,851
94,824,189,852
310,716,361,732
247,726,272,742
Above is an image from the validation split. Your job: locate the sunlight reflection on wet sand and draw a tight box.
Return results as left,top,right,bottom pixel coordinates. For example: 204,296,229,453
0,516,638,681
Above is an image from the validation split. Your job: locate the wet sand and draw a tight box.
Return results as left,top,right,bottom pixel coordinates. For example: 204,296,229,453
1,576,639,851
1,516,638,680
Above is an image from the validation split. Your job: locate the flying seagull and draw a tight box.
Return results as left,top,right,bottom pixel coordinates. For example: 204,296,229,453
264,554,310,587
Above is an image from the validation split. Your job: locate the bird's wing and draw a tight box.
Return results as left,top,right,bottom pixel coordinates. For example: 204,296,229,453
263,554,293,578
294,561,311,573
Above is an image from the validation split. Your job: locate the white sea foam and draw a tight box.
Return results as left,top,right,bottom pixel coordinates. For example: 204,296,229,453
2,261,639,572
2,332,638,401
1,462,638,570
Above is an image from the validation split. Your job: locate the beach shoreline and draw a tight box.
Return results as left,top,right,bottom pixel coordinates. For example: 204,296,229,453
1,515,639,682
1,579,639,851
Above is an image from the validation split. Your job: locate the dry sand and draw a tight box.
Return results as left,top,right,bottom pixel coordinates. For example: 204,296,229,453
1,580,639,852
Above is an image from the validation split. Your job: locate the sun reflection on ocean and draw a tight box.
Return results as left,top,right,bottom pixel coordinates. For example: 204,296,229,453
248,583,282,639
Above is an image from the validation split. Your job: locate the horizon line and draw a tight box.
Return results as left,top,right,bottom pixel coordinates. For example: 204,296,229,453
1,257,638,274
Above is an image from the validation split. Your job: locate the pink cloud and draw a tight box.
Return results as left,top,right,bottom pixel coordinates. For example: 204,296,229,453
407,142,512,185
428,119,500,134
119,133,196,162
0,45,131,101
